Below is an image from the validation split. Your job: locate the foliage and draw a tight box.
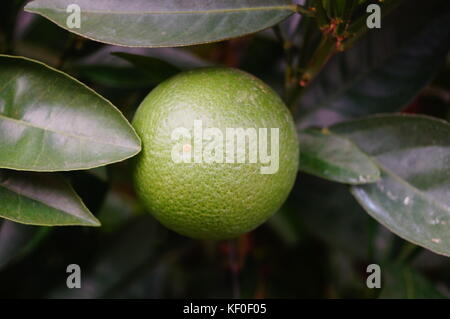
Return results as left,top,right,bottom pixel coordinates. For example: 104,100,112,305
0,0,449,298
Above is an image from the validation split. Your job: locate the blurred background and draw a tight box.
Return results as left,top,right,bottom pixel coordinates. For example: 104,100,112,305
0,0,449,298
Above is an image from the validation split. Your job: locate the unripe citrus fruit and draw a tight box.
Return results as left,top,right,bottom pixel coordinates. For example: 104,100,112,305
132,67,299,239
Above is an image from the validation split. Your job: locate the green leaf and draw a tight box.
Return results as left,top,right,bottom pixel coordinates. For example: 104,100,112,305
0,220,50,269
112,52,181,84
298,128,380,184
288,175,374,260
267,205,301,246
296,1,450,128
74,46,211,76
48,216,165,298
24,0,296,48
0,55,141,171
0,170,100,226
73,65,155,88
73,53,181,88
326,114,450,257
97,185,138,233
86,166,108,182
379,263,445,299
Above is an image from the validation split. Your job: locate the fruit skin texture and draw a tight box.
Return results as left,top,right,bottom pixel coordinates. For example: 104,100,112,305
132,67,299,239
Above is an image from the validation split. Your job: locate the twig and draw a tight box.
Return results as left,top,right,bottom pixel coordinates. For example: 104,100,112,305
295,4,317,17
272,25,294,101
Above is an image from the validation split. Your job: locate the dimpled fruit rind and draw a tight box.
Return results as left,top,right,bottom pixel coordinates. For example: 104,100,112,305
132,67,299,239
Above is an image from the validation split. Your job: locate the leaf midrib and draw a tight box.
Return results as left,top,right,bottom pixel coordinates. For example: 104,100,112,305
300,152,378,183
299,131,380,183
329,129,450,213
0,113,136,150
34,5,297,15
0,182,94,225
374,161,450,213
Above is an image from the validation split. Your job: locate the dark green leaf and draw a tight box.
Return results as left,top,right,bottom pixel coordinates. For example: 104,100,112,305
74,46,211,76
0,170,100,226
296,2,450,128
48,216,165,298
25,0,296,47
73,65,155,88
327,114,450,257
379,263,445,299
0,55,141,171
288,175,374,260
267,205,301,246
112,52,181,84
299,128,380,184
86,166,108,182
0,220,49,269
73,53,181,88
97,186,138,233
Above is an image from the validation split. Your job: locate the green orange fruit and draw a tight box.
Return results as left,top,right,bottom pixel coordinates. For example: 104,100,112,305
132,67,298,239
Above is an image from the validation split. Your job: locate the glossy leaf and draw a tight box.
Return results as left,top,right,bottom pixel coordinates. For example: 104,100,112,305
298,128,380,184
326,114,450,257
77,46,211,70
296,1,450,128
25,0,296,47
0,170,100,226
0,55,141,171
